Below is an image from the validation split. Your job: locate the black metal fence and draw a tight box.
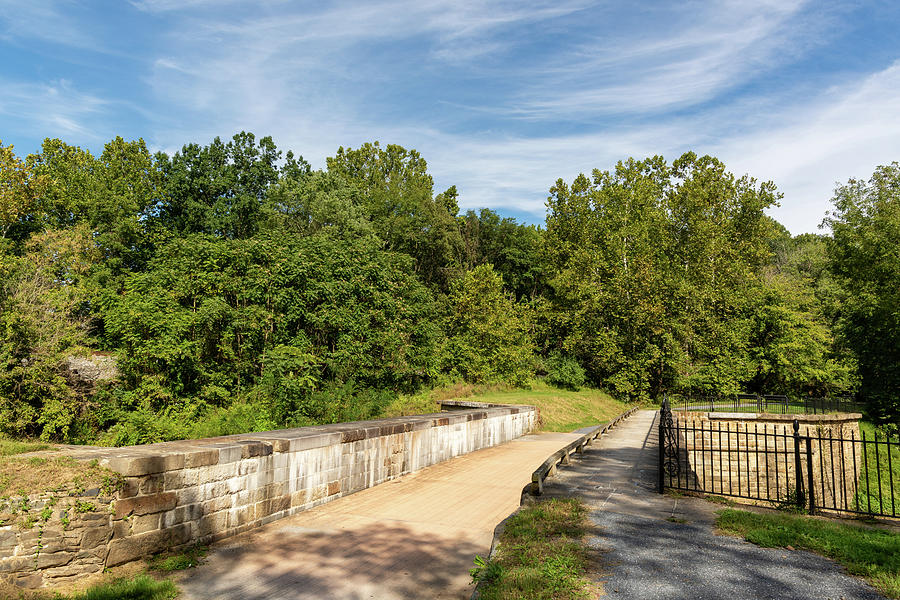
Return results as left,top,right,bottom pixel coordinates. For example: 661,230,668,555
667,393,863,416
658,400,899,519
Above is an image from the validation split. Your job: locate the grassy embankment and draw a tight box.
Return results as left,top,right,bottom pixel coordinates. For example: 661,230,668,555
471,498,597,600
384,381,629,433
855,421,900,517
717,508,900,598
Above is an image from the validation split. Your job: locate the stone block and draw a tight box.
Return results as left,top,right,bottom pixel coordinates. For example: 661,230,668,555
111,520,130,540
131,514,160,536
197,512,228,538
140,474,166,495
120,477,142,499
258,496,289,517
35,551,74,569
81,527,111,550
184,449,220,468
114,492,176,519
290,490,309,507
14,571,43,588
201,495,233,514
238,461,259,476
106,524,190,567
101,453,185,476
0,557,32,574
163,471,185,490
240,441,273,459
175,486,202,505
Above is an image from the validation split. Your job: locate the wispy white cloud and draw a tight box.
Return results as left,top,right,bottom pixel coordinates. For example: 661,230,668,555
511,0,813,117
419,60,900,234
0,79,110,141
0,1,100,50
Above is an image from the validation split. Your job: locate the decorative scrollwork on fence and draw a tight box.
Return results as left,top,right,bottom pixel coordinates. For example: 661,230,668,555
660,399,680,478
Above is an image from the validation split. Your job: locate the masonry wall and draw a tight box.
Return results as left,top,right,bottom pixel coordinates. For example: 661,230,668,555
1,404,535,590
672,412,861,510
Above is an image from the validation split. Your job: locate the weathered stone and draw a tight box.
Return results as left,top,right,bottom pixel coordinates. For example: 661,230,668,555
35,551,75,569
240,441,273,459
196,512,228,538
184,449,220,468
130,513,160,535
111,520,130,540
15,571,44,588
100,453,185,476
113,492,176,519
0,557,32,574
106,524,190,567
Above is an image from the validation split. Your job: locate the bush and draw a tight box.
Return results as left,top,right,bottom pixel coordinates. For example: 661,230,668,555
544,352,586,390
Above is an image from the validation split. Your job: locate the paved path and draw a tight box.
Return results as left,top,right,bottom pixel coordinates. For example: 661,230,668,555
540,410,886,600
178,431,581,600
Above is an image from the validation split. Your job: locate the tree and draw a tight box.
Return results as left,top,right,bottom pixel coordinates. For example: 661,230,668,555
155,132,305,239
458,208,545,300
824,162,900,421
544,153,779,400
327,142,463,289
0,140,47,243
442,264,534,385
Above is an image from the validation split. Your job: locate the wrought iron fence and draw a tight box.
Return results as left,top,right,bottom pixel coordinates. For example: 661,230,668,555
667,393,863,416
658,400,899,518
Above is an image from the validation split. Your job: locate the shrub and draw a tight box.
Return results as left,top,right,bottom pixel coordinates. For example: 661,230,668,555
545,352,586,391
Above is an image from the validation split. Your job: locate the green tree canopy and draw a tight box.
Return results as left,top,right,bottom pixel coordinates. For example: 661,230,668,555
825,162,900,421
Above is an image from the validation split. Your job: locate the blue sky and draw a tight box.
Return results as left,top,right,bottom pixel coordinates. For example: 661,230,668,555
2,1,899,234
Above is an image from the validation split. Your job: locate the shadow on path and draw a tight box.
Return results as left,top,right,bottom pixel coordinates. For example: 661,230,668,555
178,521,480,600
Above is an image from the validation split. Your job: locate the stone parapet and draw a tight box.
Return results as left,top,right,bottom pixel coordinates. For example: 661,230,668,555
2,404,535,590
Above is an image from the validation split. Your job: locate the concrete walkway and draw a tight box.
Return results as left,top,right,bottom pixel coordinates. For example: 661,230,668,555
177,431,581,600
540,410,886,600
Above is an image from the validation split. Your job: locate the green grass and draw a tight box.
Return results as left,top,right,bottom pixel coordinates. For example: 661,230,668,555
458,383,627,432
149,545,208,571
385,381,628,433
472,498,596,600
67,576,177,600
855,422,900,517
12,575,178,600
717,508,900,598
0,436,51,456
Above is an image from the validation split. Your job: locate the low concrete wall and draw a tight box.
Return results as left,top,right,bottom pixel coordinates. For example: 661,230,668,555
1,404,535,590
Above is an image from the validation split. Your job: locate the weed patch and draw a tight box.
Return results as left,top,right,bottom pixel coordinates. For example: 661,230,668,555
473,498,596,600
149,545,208,571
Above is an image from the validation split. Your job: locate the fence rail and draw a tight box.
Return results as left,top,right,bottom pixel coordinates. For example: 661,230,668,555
658,400,899,519
667,394,864,416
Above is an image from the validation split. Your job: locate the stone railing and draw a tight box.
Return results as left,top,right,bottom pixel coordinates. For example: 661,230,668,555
1,403,535,590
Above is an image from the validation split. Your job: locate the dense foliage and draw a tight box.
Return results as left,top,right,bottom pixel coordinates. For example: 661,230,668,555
0,133,894,443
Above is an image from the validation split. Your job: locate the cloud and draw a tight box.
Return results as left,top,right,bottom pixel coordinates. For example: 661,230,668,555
713,60,900,233
510,0,814,118
0,79,110,141
419,60,900,234
0,1,100,50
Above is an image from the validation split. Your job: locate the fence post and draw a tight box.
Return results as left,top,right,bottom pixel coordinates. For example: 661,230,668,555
805,436,816,514
793,420,805,508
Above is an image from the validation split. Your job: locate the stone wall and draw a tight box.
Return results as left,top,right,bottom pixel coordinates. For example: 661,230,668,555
672,412,861,510
1,404,535,590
